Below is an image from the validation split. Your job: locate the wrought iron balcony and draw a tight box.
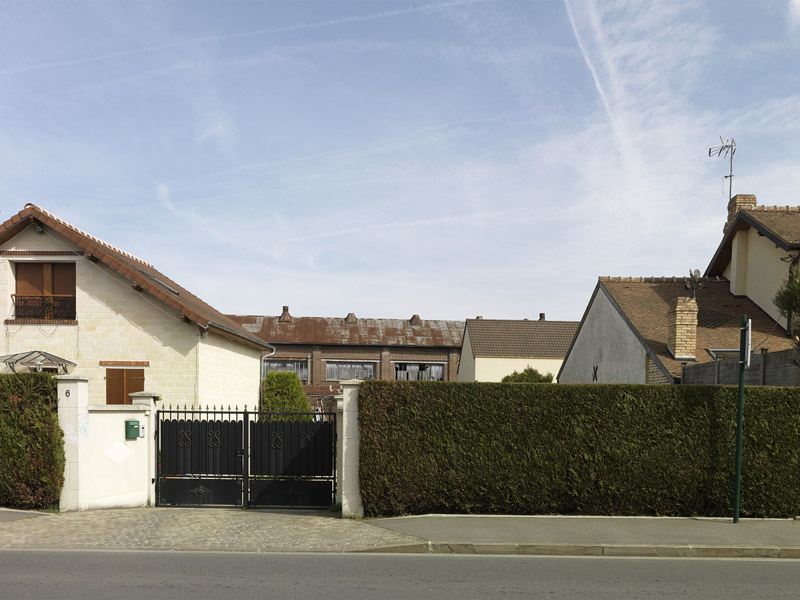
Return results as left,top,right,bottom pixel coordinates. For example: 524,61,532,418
12,294,76,320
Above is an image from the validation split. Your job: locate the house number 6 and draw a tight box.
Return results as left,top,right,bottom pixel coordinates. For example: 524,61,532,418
65,389,71,397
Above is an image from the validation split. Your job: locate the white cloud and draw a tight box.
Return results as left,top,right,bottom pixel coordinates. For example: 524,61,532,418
790,0,800,31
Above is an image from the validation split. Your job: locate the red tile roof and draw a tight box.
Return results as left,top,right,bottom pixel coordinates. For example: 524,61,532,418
465,318,579,358
230,309,463,348
0,204,268,350
597,277,793,378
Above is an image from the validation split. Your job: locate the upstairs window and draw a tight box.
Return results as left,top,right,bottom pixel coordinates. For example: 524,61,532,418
325,361,376,381
13,262,76,320
395,362,445,381
262,359,309,383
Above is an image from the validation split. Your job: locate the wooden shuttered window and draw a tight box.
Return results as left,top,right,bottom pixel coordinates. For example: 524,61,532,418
106,369,145,405
14,262,77,320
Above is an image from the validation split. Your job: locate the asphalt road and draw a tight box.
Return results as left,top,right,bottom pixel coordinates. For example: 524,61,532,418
1,550,799,599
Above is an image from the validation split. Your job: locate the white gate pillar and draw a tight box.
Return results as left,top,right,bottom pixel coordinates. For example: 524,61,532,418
130,391,161,507
57,377,90,512
337,380,363,517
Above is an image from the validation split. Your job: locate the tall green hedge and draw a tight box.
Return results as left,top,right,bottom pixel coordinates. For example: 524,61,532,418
0,373,64,509
358,382,800,518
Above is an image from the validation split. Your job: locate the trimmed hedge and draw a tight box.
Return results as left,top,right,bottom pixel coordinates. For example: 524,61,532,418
358,381,800,518
0,373,64,509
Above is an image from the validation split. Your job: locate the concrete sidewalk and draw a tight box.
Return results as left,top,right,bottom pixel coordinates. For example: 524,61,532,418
369,514,800,558
0,507,798,558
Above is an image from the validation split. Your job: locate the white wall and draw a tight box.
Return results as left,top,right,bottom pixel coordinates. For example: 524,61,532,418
87,405,153,509
474,357,563,382
559,287,648,383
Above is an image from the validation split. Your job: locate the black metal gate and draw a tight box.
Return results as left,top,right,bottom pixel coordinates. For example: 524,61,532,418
156,406,336,508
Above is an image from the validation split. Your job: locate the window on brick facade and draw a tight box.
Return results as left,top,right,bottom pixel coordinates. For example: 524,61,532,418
325,361,376,380
394,362,445,381
106,368,145,405
262,359,309,383
13,262,76,320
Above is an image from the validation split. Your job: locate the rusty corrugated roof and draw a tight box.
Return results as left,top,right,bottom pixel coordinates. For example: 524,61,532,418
465,319,579,358
0,204,269,350
230,309,464,347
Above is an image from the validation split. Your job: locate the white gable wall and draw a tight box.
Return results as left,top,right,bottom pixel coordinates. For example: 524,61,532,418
457,328,475,381
723,227,790,327
559,288,647,383
1,224,259,408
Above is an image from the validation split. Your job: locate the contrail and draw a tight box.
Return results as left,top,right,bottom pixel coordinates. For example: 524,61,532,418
1,0,484,76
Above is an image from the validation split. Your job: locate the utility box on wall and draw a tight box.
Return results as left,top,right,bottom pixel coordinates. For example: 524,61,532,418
125,420,140,440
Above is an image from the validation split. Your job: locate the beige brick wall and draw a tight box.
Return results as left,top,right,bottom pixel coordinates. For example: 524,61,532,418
197,331,261,409
1,225,259,408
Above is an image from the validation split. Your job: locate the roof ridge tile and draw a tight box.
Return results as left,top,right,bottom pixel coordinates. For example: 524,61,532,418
26,203,154,268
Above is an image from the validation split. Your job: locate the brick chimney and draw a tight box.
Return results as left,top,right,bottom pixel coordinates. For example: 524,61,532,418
279,305,292,323
723,194,757,235
538,313,546,321
668,297,698,360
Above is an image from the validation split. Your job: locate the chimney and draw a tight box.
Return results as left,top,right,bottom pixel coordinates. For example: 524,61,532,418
539,313,546,321
724,194,757,235
668,297,698,360
279,305,292,323
344,312,358,325
409,314,422,326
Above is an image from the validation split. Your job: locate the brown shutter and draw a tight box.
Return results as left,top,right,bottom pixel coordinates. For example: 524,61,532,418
126,369,145,396
15,263,44,295
106,369,126,405
52,263,76,295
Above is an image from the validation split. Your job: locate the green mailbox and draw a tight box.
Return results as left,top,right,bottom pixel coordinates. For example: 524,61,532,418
125,420,140,440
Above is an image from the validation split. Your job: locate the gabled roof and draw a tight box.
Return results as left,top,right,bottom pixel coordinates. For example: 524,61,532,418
464,318,579,359
0,204,268,350
706,207,800,276
596,276,793,379
230,310,464,348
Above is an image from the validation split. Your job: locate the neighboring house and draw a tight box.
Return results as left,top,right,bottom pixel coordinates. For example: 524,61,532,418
230,306,463,409
559,193,800,385
705,194,800,329
557,276,794,384
457,314,579,382
0,204,270,407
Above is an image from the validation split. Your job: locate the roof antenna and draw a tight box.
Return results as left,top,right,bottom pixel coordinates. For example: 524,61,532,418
685,269,705,298
708,136,736,202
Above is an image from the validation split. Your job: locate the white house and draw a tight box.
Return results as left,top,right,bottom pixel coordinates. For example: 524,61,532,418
457,316,579,382
0,204,270,408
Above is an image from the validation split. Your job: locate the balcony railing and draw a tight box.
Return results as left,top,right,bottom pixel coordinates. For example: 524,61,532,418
12,295,76,320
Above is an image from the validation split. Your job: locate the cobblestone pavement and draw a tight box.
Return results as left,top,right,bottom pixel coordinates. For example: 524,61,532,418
0,508,422,553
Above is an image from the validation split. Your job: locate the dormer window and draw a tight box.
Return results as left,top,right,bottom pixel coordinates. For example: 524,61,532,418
13,262,76,320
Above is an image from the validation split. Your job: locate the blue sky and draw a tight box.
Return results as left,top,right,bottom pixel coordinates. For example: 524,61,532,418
1,1,799,322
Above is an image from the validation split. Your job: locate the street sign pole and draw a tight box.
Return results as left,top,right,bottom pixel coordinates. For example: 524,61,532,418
733,315,748,523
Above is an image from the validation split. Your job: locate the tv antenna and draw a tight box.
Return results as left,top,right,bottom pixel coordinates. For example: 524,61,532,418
708,136,736,202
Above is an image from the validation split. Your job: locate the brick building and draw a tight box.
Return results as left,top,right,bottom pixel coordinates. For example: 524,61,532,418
230,306,463,410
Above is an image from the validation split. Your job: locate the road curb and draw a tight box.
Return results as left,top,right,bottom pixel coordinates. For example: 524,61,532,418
367,542,800,559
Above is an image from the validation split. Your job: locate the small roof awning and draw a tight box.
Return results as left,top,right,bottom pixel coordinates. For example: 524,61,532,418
0,350,76,374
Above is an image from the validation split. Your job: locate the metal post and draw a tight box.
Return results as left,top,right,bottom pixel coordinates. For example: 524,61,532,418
242,407,249,509
733,315,747,523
